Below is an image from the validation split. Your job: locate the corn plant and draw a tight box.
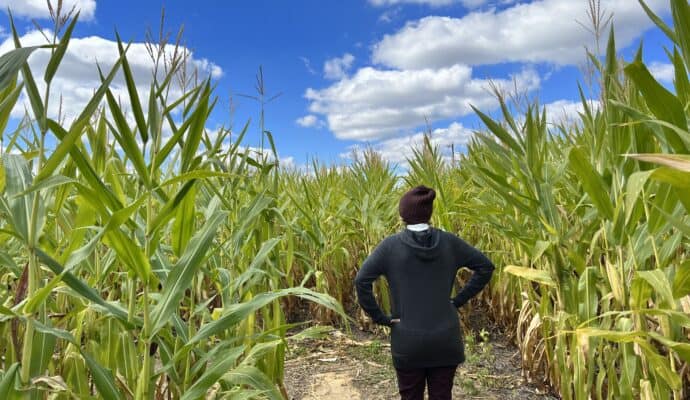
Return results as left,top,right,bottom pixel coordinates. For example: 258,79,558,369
454,1,690,398
0,10,345,400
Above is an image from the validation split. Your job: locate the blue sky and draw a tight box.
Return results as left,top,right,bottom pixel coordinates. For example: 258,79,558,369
0,0,677,169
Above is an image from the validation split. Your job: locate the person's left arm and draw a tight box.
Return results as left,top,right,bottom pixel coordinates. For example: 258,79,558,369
451,236,495,308
354,240,392,326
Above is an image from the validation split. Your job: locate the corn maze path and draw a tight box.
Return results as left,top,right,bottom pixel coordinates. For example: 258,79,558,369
284,308,559,400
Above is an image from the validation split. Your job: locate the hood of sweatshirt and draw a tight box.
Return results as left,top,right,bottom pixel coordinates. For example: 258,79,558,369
399,227,441,260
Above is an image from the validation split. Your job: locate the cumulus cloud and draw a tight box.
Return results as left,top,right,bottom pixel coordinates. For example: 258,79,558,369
2,30,223,124
305,65,539,141
323,53,355,80
543,99,600,126
372,0,670,68
369,0,488,7
299,56,317,75
296,114,323,128
0,0,97,21
648,62,674,83
378,7,402,23
344,122,473,167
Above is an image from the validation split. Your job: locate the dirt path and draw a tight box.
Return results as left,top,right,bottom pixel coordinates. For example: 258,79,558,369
284,312,558,400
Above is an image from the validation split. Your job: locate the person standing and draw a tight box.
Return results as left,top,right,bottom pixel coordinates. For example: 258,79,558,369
354,185,495,400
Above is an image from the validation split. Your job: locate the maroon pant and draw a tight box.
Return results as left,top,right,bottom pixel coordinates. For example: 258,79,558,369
394,365,458,400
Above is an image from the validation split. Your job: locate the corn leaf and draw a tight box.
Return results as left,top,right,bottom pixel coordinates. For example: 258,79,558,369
150,206,228,335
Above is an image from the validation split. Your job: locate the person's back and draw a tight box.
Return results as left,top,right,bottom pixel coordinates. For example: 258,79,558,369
354,186,494,400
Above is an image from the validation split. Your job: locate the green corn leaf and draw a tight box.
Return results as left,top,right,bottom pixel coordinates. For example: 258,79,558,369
11,175,77,199
0,249,18,277
148,82,161,145
0,363,19,398
158,170,233,188
29,331,56,382
34,123,88,184
231,237,282,293
32,319,76,344
24,274,62,313
82,352,123,400
37,54,124,184
637,340,682,390
150,206,228,335
104,88,150,188
69,45,125,133
651,168,690,192
0,45,43,92
472,105,522,154
102,229,151,282
180,346,244,400
28,320,122,398
625,170,653,223
0,81,23,136
220,366,283,400
671,47,690,106
2,154,34,242
8,18,46,131
46,120,124,213
672,260,690,298
44,12,79,84
603,25,617,98
568,147,614,220
648,331,690,363
0,157,4,194
115,33,148,144
181,81,212,172
171,184,196,257
671,0,690,69
624,61,687,153
35,249,133,327
637,270,675,308
185,287,346,351
147,179,197,237
638,1,677,43
649,201,690,237
577,267,599,324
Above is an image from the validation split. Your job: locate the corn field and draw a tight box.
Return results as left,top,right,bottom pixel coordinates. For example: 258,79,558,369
1,0,690,399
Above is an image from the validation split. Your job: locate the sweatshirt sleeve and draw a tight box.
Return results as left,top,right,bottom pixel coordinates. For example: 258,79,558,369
451,236,495,308
354,240,392,326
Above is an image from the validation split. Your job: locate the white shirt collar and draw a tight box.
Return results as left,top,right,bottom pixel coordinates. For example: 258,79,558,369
406,223,430,232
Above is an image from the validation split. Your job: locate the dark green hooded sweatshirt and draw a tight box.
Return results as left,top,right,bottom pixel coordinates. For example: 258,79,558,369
354,227,494,369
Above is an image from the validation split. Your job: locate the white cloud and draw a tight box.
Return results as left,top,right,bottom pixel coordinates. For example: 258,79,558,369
378,7,402,23
299,56,317,75
296,114,322,128
3,30,223,124
344,122,473,166
648,62,674,83
305,65,539,141
0,0,96,21
324,53,355,80
372,0,670,68
543,99,600,126
369,0,488,7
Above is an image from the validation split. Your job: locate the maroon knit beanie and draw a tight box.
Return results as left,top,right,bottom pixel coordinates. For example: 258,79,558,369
399,185,436,224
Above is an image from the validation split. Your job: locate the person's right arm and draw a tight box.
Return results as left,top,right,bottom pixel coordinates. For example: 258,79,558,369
354,241,393,326
451,236,495,308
